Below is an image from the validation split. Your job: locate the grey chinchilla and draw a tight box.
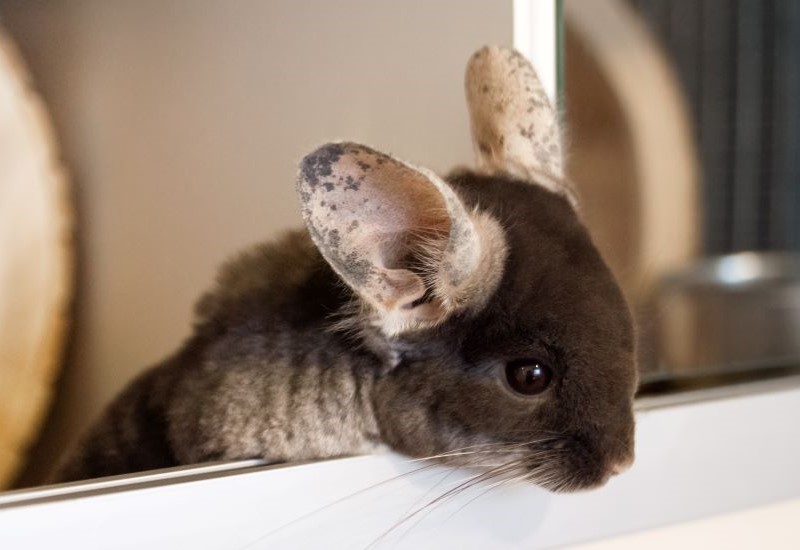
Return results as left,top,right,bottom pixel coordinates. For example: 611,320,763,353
56,46,637,492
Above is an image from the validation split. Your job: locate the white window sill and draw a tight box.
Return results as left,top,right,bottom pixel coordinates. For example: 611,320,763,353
2,377,799,549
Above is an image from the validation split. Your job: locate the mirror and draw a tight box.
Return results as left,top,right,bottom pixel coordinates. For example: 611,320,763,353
1,0,798,491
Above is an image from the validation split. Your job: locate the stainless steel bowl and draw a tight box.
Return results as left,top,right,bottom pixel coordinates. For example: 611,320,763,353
654,252,800,373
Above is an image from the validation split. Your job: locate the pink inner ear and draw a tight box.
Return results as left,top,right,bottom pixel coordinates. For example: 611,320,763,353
298,142,507,332
298,143,451,312
330,147,450,239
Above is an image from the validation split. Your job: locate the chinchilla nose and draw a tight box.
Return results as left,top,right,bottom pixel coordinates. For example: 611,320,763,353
608,454,634,476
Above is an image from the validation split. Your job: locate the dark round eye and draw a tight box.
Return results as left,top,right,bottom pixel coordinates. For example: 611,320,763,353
505,360,553,395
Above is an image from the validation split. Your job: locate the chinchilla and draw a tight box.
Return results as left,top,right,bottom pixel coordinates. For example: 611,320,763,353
55,46,637,492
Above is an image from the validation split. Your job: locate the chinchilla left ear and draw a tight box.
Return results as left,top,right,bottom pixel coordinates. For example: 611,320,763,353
465,45,577,207
297,142,507,335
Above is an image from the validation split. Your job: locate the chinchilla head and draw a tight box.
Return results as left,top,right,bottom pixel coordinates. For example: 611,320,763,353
296,46,637,492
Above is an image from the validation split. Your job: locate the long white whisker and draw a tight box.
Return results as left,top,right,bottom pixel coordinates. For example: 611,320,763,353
364,461,524,549
406,436,562,463
443,471,531,523
236,463,438,550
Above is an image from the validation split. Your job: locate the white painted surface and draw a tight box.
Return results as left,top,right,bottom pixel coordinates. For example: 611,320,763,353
575,497,800,549
2,385,799,549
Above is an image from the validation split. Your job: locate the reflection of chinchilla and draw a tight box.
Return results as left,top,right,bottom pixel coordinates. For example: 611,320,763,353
57,46,637,492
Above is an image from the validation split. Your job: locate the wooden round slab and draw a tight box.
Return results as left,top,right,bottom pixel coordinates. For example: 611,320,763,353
0,32,73,487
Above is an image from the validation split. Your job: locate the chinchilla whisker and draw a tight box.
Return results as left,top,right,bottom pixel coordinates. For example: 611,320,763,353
405,446,504,462
440,469,529,524
414,440,527,455
395,463,529,541
404,448,534,496
415,465,512,508
407,437,563,463
393,466,464,536
391,469,519,547
236,463,440,550
435,454,528,481
408,448,520,462
364,461,524,549
408,452,489,464
527,462,570,491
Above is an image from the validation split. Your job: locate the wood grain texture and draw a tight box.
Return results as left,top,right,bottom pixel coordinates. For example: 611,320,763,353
0,31,73,488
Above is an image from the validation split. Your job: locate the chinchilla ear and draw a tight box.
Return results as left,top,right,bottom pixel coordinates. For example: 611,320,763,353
297,142,507,335
465,45,576,206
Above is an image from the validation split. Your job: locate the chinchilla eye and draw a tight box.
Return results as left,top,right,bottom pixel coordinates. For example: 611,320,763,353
505,360,552,395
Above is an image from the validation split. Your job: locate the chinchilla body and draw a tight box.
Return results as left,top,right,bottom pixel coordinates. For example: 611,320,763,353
57,47,638,492
56,231,384,481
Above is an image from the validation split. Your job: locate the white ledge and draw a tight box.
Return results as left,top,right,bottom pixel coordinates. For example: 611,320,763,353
2,382,800,548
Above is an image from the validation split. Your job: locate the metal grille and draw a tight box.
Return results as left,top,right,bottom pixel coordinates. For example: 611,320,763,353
632,0,800,254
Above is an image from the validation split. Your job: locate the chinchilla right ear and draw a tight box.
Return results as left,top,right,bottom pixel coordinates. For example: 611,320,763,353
297,142,507,336
465,45,577,207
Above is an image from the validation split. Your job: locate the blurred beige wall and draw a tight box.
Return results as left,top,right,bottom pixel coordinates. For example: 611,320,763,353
0,0,512,485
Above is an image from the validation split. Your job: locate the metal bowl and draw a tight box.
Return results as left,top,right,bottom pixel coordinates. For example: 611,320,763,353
654,252,800,373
